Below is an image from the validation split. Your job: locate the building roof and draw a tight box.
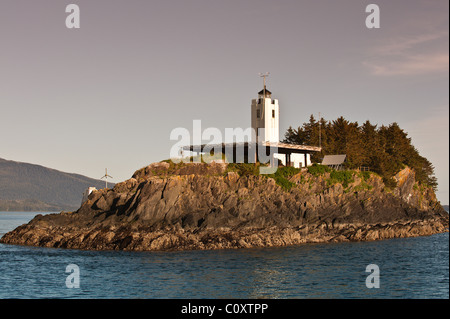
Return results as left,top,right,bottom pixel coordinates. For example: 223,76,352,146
321,155,347,165
182,142,321,154
263,141,321,153
258,87,272,97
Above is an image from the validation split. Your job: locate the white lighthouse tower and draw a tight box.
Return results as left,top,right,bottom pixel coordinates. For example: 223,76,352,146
251,77,279,143
250,74,314,168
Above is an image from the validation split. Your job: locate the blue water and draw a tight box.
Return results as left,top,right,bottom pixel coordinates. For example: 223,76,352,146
0,212,448,299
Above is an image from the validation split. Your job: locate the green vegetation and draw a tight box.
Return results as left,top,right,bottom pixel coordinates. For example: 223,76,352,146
353,183,373,192
284,115,438,190
225,163,261,176
358,171,371,182
162,159,380,192
307,164,374,190
307,164,331,176
159,159,187,173
167,151,228,165
159,141,431,194
225,163,301,191
266,166,301,191
274,166,302,179
327,170,354,188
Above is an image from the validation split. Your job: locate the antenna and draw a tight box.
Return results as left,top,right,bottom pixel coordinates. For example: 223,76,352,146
258,72,270,130
101,168,113,189
319,112,322,149
258,72,270,91
255,72,270,164
257,72,270,144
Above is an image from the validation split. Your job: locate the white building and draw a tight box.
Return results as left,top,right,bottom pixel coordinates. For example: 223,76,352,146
81,187,97,205
251,87,279,143
182,81,321,167
251,85,316,168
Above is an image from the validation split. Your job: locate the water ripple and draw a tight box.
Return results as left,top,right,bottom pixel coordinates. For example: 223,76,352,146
0,212,448,299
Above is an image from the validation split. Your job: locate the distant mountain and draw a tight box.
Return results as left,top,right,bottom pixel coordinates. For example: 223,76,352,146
443,205,449,213
0,199,66,212
0,157,113,211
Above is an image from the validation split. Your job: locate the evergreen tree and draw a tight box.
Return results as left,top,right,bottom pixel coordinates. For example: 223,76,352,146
283,116,438,190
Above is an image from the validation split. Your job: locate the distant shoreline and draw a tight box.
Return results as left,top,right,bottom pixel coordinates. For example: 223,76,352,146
0,157,113,210
0,199,75,212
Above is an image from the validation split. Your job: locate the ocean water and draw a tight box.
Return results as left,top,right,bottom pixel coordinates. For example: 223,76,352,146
0,212,448,299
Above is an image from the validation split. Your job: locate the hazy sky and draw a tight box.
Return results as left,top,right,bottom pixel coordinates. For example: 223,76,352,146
0,0,448,203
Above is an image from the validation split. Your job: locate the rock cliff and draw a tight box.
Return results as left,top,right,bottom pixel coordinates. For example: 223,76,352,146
1,162,448,251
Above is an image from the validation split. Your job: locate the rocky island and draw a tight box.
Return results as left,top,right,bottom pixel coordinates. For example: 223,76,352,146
1,161,448,251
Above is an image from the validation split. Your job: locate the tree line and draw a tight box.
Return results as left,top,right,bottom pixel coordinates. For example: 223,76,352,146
283,115,437,189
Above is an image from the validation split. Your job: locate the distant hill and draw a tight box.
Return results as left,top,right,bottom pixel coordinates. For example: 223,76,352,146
0,199,66,212
0,157,113,211
443,205,449,213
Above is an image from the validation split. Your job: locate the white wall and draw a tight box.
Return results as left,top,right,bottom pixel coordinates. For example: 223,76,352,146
81,187,97,205
274,153,311,168
251,94,312,168
251,98,279,143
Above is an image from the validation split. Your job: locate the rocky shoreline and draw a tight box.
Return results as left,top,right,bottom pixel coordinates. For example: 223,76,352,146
1,162,448,251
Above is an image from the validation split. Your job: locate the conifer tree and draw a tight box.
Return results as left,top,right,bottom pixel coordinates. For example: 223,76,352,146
283,115,438,190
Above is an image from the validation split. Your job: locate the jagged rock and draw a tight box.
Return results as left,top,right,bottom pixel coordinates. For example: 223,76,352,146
0,165,448,251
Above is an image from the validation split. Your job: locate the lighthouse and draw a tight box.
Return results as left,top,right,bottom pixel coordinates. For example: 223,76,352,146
251,85,280,144
182,75,322,169
250,79,318,168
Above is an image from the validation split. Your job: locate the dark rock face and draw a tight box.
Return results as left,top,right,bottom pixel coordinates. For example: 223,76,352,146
1,163,448,251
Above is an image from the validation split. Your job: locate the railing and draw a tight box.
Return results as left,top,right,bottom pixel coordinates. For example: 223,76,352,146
327,165,371,172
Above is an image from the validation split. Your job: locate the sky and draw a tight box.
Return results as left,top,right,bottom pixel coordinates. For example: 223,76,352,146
0,0,448,203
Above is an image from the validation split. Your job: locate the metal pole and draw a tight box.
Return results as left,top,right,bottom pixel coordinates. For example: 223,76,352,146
257,72,269,165
319,112,321,148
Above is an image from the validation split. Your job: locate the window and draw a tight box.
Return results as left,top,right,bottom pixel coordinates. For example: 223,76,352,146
257,109,260,118
272,109,275,118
